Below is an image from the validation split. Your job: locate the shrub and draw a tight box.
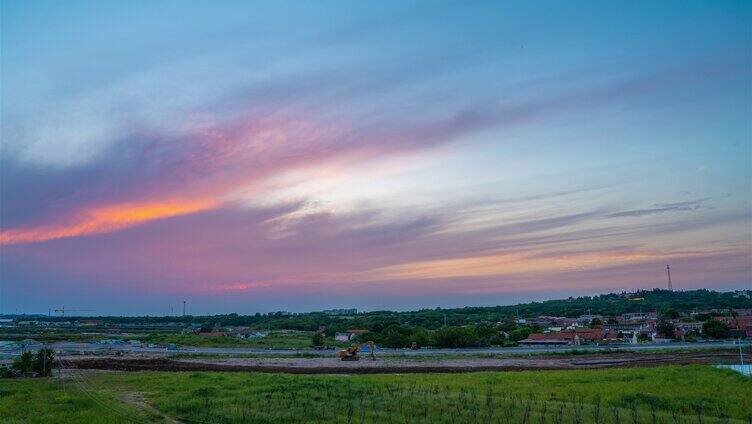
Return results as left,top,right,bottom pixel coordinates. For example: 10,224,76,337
0,365,16,378
11,351,34,374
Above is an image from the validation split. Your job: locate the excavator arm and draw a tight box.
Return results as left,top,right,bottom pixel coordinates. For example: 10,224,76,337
338,341,375,361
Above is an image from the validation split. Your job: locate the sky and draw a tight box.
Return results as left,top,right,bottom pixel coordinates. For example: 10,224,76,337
1,1,750,315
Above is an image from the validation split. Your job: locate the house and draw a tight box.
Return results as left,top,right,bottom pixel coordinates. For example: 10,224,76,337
715,316,752,335
518,332,573,345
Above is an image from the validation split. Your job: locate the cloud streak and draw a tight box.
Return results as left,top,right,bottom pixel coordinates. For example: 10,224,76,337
608,198,710,218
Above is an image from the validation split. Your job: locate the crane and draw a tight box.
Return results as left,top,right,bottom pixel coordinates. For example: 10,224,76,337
54,307,95,317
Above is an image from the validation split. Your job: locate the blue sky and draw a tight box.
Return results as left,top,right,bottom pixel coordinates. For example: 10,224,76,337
1,1,750,315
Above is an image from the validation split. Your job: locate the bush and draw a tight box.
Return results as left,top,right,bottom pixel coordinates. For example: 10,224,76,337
11,351,34,374
0,365,16,378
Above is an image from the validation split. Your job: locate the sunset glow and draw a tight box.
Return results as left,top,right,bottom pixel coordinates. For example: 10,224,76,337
1,1,750,314
0,200,217,245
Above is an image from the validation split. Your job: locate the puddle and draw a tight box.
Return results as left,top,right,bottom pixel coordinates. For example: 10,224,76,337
715,364,752,376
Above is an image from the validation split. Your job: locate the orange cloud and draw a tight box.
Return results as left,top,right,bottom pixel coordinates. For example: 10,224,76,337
361,249,714,281
0,199,217,245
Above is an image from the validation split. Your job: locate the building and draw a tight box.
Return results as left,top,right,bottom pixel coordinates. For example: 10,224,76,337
518,333,572,345
717,316,752,335
577,314,603,325
674,322,703,334
621,311,658,321
322,309,357,316
335,329,368,342
520,328,620,345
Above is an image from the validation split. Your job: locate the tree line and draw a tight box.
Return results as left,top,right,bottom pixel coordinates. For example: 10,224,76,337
25,289,752,334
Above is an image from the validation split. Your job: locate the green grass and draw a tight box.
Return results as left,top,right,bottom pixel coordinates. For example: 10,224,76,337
129,331,324,349
0,377,148,424
1,366,750,423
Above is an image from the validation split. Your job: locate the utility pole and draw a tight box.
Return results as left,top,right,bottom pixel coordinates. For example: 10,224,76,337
666,265,673,291
183,300,186,317
739,339,745,367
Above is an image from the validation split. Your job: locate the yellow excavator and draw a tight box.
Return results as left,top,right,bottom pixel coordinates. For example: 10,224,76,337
338,341,375,361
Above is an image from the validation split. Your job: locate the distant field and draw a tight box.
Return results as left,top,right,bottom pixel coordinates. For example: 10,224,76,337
128,331,324,349
0,328,349,349
1,365,750,423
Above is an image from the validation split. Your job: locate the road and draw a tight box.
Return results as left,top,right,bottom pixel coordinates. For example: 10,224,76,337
1,339,748,360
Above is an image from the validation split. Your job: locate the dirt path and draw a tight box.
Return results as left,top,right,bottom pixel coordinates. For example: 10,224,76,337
61,350,738,374
120,392,184,424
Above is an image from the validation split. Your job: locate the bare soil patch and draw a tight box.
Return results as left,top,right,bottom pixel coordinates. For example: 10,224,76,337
60,350,737,374
120,392,184,424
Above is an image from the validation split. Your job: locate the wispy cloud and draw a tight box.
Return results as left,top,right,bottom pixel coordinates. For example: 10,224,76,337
608,198,709,218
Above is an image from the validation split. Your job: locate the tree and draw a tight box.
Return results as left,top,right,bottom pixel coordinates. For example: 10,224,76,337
657,321,675,338
589,318,603,328
498,319,517,333
661,309,680,320
410,327,430,348
199,322,215,333
311,332,324,347
434,327,478,348
34,348,55,377
381,325,411,348
509,327,533,342
702,320,729,339
475,322,497,339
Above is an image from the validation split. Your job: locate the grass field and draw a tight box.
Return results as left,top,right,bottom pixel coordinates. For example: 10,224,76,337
0,366,750,423
129,331,333,349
